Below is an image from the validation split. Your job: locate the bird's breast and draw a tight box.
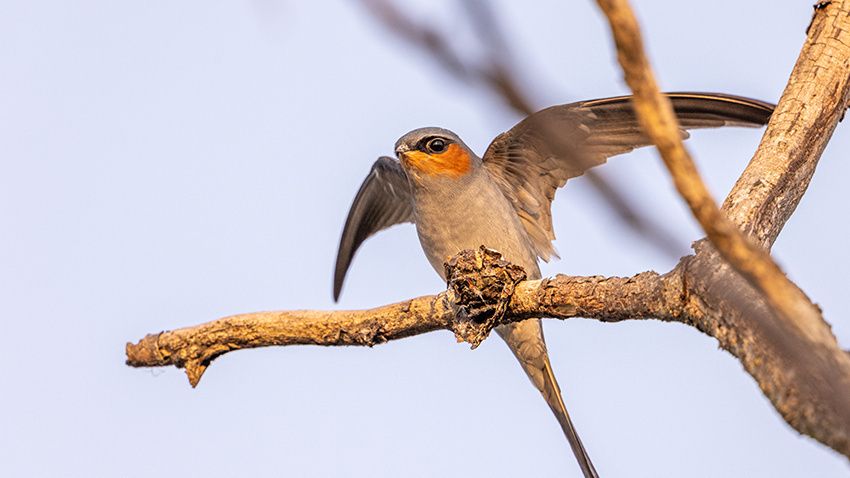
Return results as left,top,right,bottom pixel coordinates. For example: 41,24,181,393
411,172,541,281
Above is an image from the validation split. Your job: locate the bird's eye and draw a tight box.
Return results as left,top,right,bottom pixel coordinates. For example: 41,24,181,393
425,137,448,154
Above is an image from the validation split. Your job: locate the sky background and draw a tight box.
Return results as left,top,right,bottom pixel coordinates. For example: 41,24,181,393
1,1,848,477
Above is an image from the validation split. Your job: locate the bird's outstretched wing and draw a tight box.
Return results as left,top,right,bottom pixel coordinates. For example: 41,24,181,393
482,92,774,260
334,156,414,300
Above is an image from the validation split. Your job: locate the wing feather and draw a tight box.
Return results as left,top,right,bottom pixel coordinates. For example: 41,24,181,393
333,157,414,300
482,92,774,260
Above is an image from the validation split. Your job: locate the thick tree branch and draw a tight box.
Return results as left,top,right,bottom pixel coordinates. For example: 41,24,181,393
723,2,850,246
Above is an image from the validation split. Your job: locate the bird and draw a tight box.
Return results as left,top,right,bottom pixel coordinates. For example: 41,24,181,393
332,92,774,477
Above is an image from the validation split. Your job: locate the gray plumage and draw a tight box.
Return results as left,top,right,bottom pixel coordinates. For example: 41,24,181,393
333,92,774,478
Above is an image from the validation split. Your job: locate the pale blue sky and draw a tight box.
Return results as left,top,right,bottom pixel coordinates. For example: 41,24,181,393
1,1,848,477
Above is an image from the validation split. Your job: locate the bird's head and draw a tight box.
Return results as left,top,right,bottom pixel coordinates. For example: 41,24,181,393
394,127,477,181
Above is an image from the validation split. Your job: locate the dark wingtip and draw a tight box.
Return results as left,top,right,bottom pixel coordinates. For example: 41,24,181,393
580,92,775,127
666,92,775,126
333,258,345,302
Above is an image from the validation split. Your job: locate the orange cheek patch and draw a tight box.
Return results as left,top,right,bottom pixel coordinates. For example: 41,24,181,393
403,144,471,178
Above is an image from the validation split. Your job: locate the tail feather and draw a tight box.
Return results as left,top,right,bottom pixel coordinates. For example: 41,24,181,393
542,358,598,478
497,320,598,478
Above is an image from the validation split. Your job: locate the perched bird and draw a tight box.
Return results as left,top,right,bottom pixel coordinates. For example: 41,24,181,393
333,93,773,477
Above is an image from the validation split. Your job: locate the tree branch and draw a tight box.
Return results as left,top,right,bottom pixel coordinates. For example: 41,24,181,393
596,0,827,340
127,294,452,388
127,247,675,387
682,0,850,455
597,0,850,456
723,2,850,246
593,0,850,455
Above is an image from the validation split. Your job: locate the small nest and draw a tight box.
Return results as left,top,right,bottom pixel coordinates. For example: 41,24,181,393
444,246,527,348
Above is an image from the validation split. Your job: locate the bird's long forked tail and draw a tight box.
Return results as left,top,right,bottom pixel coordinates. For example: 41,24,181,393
497,320,598,478
541,358,599,478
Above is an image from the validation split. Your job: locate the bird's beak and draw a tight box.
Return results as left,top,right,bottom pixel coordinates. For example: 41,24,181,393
395,143,410,160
